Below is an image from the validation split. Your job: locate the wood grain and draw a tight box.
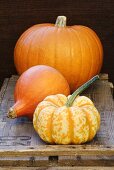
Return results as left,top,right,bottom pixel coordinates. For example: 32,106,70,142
0,74,114,167
0,0,114,87
0,145,114,157
0,157,114,167
0,167,114,170
0,79,9,104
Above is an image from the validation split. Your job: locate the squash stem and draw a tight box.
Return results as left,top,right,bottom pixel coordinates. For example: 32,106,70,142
55,16,67,27
65,75,99,107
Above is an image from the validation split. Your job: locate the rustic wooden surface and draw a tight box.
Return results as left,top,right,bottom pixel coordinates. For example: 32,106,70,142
0,167,114,170
0,74,114,167
0,0,114,88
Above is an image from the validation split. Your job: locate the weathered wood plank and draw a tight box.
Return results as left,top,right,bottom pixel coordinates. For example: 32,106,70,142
0,158,114,167
0,156,48,167
0,74,114,163
0,155,114,167
99,73,108,80
0,145,114,157
58,155,114,166
0,78,9,104
0,166,114,170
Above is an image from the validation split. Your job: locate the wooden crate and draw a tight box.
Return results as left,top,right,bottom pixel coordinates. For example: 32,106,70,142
0,74,114,169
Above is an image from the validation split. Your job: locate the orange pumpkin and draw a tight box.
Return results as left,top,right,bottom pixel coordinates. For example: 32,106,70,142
7,65,70,120
14,16,103,92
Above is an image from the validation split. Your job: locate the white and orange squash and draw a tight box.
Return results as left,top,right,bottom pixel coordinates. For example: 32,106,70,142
33,75,100,144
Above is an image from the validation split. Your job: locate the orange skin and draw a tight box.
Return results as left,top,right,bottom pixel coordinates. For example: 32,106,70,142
14,20,103,92
10,65,70,120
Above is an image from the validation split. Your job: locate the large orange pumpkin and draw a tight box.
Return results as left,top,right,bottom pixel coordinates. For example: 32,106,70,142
14,16,103,92
7,65,70,120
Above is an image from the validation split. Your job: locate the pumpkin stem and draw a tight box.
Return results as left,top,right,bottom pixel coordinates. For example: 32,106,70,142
7,107,17,119
66,75,99,107
55,16,67,27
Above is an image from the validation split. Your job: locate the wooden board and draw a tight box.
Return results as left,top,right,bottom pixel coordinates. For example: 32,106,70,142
0,74,114,167
0,167,114,170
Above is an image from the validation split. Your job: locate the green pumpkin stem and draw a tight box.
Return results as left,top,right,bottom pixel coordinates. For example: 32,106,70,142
55,16,67,27
66,75,99,107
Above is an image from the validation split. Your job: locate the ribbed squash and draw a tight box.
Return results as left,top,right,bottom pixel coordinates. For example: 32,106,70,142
33,75,100,144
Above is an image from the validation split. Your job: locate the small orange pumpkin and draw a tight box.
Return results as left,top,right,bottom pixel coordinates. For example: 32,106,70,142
14,16,103,92
33,75,100,144
7,65,70,120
